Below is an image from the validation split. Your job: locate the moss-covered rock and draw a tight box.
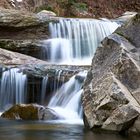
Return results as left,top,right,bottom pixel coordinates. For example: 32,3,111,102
1,104,43,120
1,104,64,120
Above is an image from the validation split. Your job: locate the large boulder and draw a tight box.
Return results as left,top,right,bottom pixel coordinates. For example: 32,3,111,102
1,104,63,120
1,104,44,120
82,13,140,133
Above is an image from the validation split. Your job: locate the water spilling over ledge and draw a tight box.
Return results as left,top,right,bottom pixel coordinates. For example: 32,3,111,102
41,18,119,65
0,68,27,111
0,66,87,124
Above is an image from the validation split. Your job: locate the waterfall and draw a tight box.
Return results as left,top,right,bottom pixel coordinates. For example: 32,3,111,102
52,70,63,92
41,75,48,104
48,71,87,123
42,18,119,65
40,69,64,105
0,68,27,111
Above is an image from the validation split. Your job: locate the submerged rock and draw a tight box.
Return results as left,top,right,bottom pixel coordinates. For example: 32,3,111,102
43,107,64,120
82,13,140,134
1,104,63,120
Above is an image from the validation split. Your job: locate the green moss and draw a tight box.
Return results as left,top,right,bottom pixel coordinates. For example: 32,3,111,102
73,2,88,12
132,14,140,24
1,104,39,120
0,41,17,50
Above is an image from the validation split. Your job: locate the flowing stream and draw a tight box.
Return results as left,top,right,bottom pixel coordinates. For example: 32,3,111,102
0,17,129,140
0,119,139,140
0,68,87,125
48,71,87,124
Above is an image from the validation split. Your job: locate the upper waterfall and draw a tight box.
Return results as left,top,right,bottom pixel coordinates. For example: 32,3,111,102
41,18,119,65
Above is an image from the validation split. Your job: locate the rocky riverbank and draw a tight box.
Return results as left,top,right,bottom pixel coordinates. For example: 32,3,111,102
0,0,139,135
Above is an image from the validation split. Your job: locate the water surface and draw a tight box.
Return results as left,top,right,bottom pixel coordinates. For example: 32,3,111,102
0,119,139,140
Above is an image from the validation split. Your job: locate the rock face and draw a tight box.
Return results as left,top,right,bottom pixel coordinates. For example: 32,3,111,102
0,47,48,66
82,14,140,133
1,104,62,120
0,8,58,58
0,8,58,40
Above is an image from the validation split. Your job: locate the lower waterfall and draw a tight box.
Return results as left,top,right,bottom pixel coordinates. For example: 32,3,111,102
48,71,87,123
0,68,27,111
0,67,87,123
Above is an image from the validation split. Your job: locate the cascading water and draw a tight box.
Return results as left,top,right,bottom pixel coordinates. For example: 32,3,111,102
0,18,119,124
40,69,64,105
41,75,48,104
48,71,87,123
0,68,27,111
42,18,119,65
52,69,63,92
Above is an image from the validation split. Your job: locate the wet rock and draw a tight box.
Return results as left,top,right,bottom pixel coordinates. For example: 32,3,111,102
1,104,63,120
113,12,137,24
82,13,140,133
1,104,44,120
43,107,64,120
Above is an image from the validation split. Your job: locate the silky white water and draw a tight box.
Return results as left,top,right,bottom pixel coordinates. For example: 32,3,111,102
41,75,48,104
48,71,87,124
42,18,119,65
40,70,63,105
0,68,27,111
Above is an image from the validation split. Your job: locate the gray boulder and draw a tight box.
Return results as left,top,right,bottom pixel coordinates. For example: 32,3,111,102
82,13,140,133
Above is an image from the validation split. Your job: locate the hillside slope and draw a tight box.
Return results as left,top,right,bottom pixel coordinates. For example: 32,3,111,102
0,0,140,18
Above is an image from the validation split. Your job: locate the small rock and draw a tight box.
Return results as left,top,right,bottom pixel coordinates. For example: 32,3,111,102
37,10,56,20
